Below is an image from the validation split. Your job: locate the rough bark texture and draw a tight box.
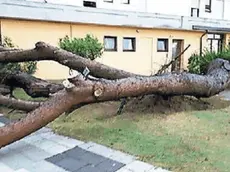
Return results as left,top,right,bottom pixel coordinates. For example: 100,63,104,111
0,95,41,112
0,71,64,98
0,42,139,79
0,58,229,148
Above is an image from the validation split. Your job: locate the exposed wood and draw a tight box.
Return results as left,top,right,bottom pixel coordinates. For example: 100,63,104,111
0,58,229,148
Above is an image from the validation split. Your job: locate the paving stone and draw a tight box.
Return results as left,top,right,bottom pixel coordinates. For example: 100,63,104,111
0,162,14,172
34,127,53,135
78,142,96,149
30,137,60,151
20,144,53,161
124,160,154,172
78,151,107,165
7,141,30,152
0,144,13,155
148,167,170,172
109,150,136,164
25,160,69,172
23,134,44,144
95,159,124,172
14,169,31,172
56,157,88,171
80,142,115,158
47,134,84,148
0,152,34,170
46,153,68,164
45,142,70,155
62,146,87,159
0,116,10,124
75,164,103,172
116,168,133,172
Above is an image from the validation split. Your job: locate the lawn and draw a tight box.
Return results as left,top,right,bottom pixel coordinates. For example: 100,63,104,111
2,89,230,172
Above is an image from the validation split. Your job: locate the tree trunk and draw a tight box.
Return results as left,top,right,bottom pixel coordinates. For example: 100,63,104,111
0,58,229,148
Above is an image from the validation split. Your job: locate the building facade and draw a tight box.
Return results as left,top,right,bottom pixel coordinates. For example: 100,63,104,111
0,0,230,79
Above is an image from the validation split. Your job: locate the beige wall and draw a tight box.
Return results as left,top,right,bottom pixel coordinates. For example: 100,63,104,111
0,18,204,79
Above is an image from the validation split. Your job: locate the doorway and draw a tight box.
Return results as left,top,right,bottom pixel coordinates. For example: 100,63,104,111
172,39,184,72
207,33,224,53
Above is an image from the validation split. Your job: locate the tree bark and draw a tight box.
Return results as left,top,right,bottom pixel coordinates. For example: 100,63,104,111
0,95,41,112
0,71,64,98
0,58,229,148
0,42,139,79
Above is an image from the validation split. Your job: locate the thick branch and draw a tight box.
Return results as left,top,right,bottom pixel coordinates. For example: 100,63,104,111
0,95,41,112
0,71,64,98
0,42,139,79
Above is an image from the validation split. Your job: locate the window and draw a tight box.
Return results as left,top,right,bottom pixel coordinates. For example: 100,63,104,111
207,33,223,52
123,37,136,52
191,8,199,17
104,36,117,51
157,39,168,52
104,0,113,3
121,0,130,4
205,0,211,12
83,1,96,7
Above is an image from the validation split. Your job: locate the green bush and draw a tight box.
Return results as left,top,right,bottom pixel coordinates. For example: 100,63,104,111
59,34,103,60
188,47,230,74
0,36,37,74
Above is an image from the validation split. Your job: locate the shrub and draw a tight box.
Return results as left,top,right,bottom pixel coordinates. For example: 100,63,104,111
188,47,230,75
59,34,103,60
0,36,37,74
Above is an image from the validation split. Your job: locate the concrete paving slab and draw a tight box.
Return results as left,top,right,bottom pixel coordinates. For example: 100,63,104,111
0,162,14,172
124,160,154,172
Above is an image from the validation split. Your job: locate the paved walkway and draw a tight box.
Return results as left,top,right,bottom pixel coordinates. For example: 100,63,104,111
0,115,170,172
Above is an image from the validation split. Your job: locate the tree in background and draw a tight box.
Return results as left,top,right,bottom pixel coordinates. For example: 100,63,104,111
59,34,103,61
0,36,37,75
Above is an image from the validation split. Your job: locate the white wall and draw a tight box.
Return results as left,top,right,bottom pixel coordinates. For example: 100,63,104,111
26,0,230,21
146,0,191,16
198,0,224,19
27,0,83,6
96,0,145,12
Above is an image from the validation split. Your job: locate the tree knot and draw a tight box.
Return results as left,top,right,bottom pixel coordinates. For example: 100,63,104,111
35,42,47,50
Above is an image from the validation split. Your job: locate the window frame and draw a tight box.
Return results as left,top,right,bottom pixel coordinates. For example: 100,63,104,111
122,37,136,52
157,38,169,52
83,1,97,7
205,0,212,13
191,8,199,17
104,36,117,52
104,0,113,3
121,0,130,4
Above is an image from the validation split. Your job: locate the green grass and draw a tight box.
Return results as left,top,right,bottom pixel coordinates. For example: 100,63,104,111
2,89,230,172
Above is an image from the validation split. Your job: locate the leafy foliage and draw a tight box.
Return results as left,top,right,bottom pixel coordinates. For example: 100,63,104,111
188,47,230,74
0,37,37,74
59,34,103,60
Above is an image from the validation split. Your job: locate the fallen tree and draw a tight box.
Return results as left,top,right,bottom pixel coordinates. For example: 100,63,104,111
0,42,230,148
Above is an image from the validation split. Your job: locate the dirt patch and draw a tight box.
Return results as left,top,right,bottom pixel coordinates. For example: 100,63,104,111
122,95,230,114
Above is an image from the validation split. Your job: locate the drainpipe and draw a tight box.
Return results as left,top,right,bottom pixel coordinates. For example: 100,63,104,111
200,30,208,56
